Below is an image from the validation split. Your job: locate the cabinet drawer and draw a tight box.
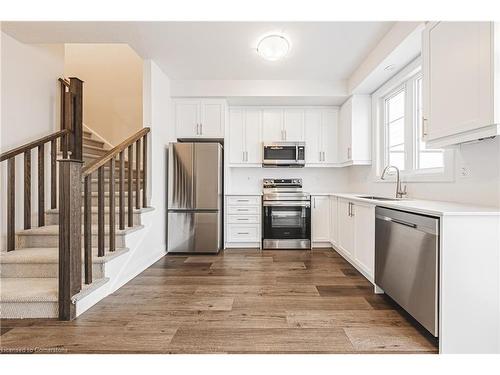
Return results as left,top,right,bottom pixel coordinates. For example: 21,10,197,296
227,224,259,242
227,215,260,224
227,196,261,206
227,206,259,215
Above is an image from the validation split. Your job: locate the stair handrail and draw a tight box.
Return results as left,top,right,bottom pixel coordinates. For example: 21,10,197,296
0,129,69,162
82,127,150,176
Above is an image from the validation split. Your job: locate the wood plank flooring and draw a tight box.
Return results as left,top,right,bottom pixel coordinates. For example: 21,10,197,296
0,248,438,354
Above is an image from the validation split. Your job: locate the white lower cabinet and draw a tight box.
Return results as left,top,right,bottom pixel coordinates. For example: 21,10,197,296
225,195,261,248
335,197,375,281
329,196,338,246
311,196,330,245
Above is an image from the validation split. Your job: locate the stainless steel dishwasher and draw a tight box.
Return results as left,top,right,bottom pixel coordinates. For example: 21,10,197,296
375,207,439,337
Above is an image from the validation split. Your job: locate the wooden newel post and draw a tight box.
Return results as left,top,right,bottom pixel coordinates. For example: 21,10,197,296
58,159,83,320
69,77,83,162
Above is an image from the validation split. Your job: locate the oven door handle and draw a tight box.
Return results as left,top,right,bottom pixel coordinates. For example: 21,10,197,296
263,201,311,207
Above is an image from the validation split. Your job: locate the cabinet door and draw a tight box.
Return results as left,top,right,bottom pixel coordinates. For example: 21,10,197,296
322,109,338,164
337,199,354,258
312,196,330,242
353,203,375,279
423,22,493,142
201,100,224,137
283,108,304,141
338,98,352,163
304,109,322,164
229,109,245,164
244,109,262,164
329,196,338,246
175,101,200,138
262,109,283,142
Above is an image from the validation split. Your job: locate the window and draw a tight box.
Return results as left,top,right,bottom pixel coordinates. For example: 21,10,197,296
414,76,444,170
374,58,452,182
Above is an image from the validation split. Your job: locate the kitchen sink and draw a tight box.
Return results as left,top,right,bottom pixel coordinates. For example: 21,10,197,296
356,195,402,201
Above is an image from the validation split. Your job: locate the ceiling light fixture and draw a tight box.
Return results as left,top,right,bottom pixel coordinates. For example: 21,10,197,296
257,34,290,61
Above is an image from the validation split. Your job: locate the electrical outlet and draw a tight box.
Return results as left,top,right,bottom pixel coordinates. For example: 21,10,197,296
460,166,470,178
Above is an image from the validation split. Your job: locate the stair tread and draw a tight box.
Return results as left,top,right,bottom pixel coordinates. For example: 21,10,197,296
0,247,129,264
0,277,109,303
17,224,144,236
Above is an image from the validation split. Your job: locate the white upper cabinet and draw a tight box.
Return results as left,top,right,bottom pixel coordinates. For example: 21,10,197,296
283,109,305,141
175,101,200,138
422,22,499,148
262,108,305,142
244,109,263,164
304,110,322,164
228,108,262,165
174,99,226,138
305,108,338,165
262,109,283,142
338,95,371,165
311,196,330,243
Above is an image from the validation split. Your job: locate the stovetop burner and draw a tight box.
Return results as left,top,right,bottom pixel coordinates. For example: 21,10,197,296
262,178,310,201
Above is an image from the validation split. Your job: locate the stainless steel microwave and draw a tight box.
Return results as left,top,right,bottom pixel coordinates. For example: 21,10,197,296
262,142,305,167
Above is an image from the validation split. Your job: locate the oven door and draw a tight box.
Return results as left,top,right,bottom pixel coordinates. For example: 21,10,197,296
263,145,301,166
262,201,311,249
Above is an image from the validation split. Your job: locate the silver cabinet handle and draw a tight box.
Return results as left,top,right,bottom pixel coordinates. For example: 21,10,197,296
422,117,428,138
284,130,287,140
245,151,248,162
237,232,249,235
237,208,249,211
236,199,249,202
237,218,249,221
200,123,203,135
313,197,316,209
196,124,199,135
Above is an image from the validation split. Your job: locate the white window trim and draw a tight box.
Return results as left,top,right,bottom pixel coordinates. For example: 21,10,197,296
372,57,454,183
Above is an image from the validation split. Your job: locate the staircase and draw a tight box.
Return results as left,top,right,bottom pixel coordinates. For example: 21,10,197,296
0,78,152,319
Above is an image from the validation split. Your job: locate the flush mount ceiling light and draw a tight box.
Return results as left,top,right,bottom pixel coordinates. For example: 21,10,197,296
257,34,290,61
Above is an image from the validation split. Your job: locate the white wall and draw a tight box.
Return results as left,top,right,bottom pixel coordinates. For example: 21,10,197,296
347,138,500,208
64,44,143,146
227,167,350,195
0,31,64,250
126,59,173,263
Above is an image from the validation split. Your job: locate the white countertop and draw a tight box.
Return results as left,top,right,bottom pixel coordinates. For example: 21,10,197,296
226,192,263,196
319,192,500,217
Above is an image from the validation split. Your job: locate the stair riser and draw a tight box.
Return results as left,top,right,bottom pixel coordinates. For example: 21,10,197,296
17,233,127,248
84,181,143,192
83,138,105,148
86,194,143,207
0,302,57,319
83,146,107,156
46,211,141,226
89,169,144,179
0,262,105,279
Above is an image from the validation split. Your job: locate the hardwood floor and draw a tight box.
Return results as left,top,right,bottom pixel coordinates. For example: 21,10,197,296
0,248,438,354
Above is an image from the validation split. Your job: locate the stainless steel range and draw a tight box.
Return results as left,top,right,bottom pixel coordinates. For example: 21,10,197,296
262,178,311,249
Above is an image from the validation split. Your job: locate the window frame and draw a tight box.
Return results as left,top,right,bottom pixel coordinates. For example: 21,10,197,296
372,57,454,183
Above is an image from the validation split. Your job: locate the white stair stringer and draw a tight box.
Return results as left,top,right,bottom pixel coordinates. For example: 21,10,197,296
74,207,164,316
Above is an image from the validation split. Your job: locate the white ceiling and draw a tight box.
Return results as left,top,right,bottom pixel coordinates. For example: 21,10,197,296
2,21,394,81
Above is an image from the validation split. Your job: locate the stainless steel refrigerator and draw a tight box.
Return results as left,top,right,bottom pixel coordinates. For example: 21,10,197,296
167,142,223,253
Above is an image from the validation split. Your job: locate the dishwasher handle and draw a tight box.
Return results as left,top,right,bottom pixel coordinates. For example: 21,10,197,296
376,210,438,235
388,217,417,228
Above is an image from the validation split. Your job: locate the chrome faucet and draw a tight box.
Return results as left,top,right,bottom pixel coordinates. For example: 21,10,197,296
381,165,407,199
